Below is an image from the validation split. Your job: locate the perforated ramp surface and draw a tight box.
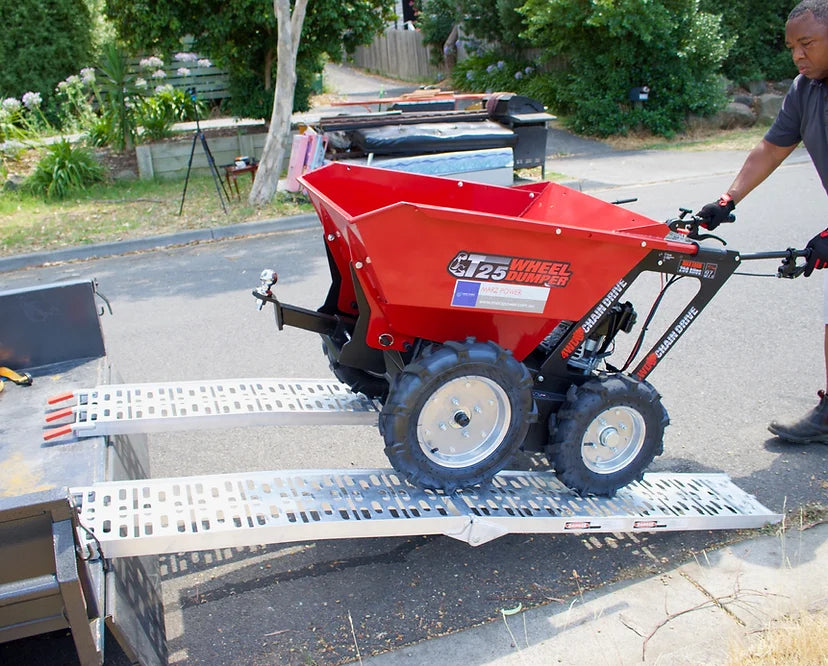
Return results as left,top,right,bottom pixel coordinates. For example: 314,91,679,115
45,379,380,440
71,471,780,558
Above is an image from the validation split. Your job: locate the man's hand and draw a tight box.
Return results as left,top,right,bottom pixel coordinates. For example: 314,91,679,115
804,228,828,277
696,194,735,230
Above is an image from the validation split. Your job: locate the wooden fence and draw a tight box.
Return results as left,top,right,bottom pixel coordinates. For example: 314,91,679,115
352,29,444,82
127,55,230,101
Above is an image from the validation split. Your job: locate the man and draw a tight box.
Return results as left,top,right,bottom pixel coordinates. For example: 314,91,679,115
697,0,828,444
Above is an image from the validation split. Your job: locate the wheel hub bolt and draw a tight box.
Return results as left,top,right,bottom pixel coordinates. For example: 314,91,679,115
453,411,471,428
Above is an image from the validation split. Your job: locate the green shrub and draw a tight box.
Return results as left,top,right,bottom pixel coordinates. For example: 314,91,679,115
25,139,105,200
520,0,731,137
699,0,795,84
0,0,93,125
224,52,319,120
135,98,176,141
451,52,541,94
96,43,139,151
86,111,118,147
136,86,207,141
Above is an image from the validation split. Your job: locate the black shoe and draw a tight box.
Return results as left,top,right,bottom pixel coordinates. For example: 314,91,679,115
768,391,828,444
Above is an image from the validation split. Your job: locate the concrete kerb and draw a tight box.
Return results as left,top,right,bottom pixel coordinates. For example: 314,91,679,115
0,213,319,274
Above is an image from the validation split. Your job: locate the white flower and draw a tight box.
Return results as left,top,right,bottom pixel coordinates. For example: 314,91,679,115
80,67,95,85
57,81,69,92
140,56,164,69
155,84,174,94
174,52,198,62
176,67,191,77
197,58,212,68
22,91,42,109
135,77,148,89
2,97,21,112
66,75,80,86
152,69,166,79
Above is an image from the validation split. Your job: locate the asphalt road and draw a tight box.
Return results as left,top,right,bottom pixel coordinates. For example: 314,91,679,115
1,159,826,664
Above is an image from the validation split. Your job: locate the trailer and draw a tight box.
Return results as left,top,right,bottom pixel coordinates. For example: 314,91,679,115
0,280,165,666
0,279,783,665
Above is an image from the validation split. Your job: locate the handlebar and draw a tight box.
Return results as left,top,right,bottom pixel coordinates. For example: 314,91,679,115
739,247,811,278
666,207,810,278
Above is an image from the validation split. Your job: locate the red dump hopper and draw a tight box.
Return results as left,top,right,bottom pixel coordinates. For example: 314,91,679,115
299,162,694,359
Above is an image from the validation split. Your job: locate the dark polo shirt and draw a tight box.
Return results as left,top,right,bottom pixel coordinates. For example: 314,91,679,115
765,74,828,194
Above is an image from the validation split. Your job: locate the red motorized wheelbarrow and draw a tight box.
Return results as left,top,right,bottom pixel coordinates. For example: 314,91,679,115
253,162,807,495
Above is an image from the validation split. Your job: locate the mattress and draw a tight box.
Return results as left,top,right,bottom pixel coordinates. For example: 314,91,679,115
351,121,517,155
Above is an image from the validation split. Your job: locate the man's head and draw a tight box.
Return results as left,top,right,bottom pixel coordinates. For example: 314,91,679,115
787,1,828,81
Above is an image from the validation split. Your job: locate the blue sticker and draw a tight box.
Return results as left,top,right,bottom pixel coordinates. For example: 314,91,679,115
452,280,480,307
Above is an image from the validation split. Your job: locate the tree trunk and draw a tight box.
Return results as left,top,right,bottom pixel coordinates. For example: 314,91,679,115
248,0,309,206
264,46,273,91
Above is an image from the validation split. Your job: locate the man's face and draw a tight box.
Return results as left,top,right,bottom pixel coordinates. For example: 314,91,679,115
786,10,828,81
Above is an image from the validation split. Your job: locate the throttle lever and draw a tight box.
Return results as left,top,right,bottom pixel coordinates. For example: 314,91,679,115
667,209,732,246
778,247,811,278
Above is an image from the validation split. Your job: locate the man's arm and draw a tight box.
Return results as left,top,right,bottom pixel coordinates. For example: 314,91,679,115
726,138,798,204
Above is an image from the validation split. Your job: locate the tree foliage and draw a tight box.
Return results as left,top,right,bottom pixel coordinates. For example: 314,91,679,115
699,0,795,84
104,0,394,118
415,0,459,65
416,0,530,64
461,0,531,53
0,0,93,119
519,0,732,137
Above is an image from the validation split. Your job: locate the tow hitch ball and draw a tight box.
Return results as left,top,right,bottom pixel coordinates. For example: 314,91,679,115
256,269,278,310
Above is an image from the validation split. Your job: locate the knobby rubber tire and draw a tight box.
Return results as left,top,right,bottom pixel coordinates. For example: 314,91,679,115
379,340,536,493
547,374,668,497
321,339,387,400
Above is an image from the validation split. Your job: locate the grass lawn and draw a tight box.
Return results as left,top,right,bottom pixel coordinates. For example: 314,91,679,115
603,124,769,151
0,169,313,257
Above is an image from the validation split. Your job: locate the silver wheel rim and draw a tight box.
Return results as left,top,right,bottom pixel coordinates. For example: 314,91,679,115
580,405,646,474
417,375,511,468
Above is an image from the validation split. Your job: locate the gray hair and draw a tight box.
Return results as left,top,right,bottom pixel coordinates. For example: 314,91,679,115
789,0,828,25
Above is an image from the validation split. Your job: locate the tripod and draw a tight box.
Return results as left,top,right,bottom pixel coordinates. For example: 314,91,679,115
179,87,229,215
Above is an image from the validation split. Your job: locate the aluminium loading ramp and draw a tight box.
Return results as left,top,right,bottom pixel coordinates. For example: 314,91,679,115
44,378,381,440
46,378,780,558
70,470,781,558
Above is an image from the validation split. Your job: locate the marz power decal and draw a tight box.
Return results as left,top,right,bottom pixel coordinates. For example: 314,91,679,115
448,251,573,313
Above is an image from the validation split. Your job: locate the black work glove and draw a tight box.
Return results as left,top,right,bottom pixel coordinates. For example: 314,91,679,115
804,228,828,277
696,194,735,230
